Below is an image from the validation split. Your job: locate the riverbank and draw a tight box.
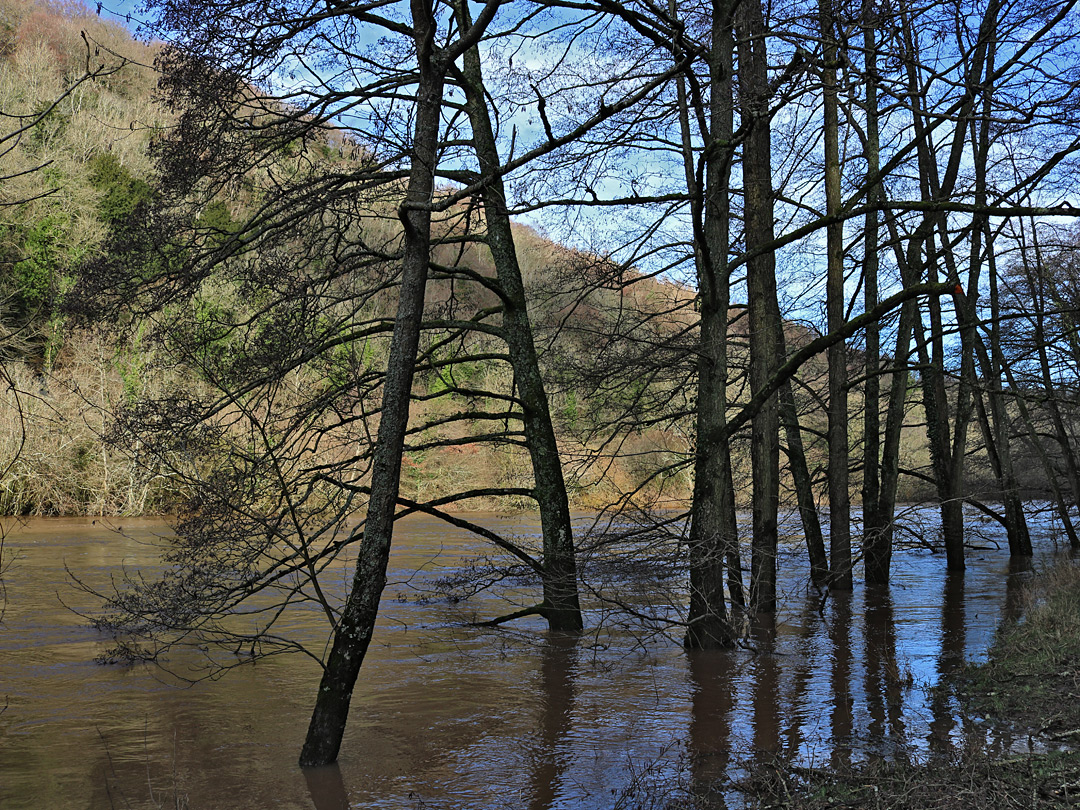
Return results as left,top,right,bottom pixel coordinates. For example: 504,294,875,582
737,558,1080,809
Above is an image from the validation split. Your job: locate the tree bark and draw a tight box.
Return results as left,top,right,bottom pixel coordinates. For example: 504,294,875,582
1026,225,1080,548
819,0,851,590
872,301,916,582
965,30,1031,558
896,0,999,572
455,0,583,630
861,13,887,585
682,0,741,646
300,0,446,765
737,0,781,613
1000,343,1080,550
778,376,828,591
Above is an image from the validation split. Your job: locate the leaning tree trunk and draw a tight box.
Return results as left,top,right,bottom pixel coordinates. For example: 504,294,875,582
456,2,582,630
778,376,828,591
1000,348,1080,550
299,0,446,766
872,298,917,583
913,282,967,572
1026,226,1080,548
966,31,1031,558
899,0,1000,573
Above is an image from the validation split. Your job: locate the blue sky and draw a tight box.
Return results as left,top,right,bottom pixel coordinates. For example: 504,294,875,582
95,0,149,35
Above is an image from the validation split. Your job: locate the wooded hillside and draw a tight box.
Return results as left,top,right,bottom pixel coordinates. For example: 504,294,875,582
0,0,860,518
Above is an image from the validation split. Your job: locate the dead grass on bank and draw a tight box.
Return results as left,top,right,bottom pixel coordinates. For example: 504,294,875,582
957,561,1080,740
731,750,1080,809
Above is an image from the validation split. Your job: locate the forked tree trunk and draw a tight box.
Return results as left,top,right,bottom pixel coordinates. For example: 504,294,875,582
898,0,1001,573
967,30,1031,558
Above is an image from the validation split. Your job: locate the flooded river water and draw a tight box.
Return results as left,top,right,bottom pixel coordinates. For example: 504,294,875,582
0,510,1066,808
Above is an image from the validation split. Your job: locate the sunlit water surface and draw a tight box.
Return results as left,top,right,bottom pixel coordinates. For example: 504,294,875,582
0,508,1070,808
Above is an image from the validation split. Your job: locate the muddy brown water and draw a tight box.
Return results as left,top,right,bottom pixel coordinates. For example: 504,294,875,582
0,509,1067,808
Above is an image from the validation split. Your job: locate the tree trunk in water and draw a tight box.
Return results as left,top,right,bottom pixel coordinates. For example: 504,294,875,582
778,376,828,591
1026,227,1080,549
819,0,851,590
912,306,966,572
1001,352,1080,550
299,1,445,766
712,3,746,617
870,300,916,583
898,0,1001,574
877,194,946,582
966,32,1031,558
456,2,582,630
861,15,887,585
678,0,740,646
973,383,1032,556
737,0,780,614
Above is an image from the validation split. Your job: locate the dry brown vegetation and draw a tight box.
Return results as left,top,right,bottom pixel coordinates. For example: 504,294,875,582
0,0,1060,522
0,331,193,514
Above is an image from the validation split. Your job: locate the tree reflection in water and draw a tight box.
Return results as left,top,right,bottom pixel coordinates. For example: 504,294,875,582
688,647,736,807
527,632,579,810
930,572,967,754
304,762,349,810
827,593,854,769
864,586,908,762
1,514,1066,808
750,613,782,760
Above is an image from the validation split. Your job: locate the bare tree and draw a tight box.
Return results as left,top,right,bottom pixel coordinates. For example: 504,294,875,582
737,0,783,614
69,0,698,765
817,0,851,590
451,0,582,632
